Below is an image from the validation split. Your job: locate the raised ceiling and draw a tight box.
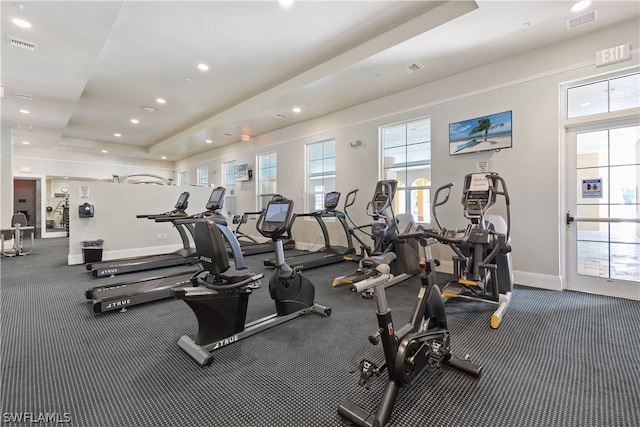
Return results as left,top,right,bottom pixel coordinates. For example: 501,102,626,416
2,1,638,161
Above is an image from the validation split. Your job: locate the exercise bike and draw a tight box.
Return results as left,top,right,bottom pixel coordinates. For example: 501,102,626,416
338,231,482,427
171,196,330,367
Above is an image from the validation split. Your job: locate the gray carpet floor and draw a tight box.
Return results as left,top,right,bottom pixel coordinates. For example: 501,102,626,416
1,237,639,426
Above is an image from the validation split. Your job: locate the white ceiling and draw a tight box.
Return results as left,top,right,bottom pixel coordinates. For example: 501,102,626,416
2,1,638,162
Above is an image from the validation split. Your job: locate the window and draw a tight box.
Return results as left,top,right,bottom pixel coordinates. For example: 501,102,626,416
177,171,187,186
196,166,209,187
381,117,431,222
567,72,640,118
257,152,277,210
223,161,237,215
307,139,335,211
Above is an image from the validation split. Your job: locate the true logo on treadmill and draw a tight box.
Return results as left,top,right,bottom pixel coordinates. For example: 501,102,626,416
99,269,118,276
106,299,130,310
199,255,212,263
212,334,238,349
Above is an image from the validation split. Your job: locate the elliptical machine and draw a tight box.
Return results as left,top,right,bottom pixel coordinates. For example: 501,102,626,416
171,196,330,367
333,180,420,295
338,231,482,427
432,172,513,328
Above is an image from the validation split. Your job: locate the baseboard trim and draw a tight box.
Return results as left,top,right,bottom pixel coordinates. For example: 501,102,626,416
436,260,563,291
68,244,183,266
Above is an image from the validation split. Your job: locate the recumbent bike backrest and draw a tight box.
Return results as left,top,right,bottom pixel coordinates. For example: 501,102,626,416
194,219,230,275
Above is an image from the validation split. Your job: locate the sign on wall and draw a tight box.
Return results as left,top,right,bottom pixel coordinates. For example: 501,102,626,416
581,178,602,199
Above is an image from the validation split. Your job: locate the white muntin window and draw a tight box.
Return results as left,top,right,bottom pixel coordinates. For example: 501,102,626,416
380,117,432,223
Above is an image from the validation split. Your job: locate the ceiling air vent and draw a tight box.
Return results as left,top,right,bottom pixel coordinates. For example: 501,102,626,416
7,35,37,52
566,10,598,30
401,62,425,74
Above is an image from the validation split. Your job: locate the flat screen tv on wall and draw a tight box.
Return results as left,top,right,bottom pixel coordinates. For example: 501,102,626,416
449,110,512,155
234,163,251,182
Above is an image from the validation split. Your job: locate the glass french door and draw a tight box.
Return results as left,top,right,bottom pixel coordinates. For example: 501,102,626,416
565,123,640,300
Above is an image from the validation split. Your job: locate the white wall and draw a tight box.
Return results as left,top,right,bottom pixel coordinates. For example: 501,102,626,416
9,145,176,238
66,181,214,265
175,18,639,290
12,145,174,180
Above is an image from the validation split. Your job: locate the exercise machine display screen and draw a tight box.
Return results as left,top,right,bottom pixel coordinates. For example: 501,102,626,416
261,199,294,235
175,192,190,210
371,180,397,215
206,187,226,211
324,192,340,210
463,174,497,214
265,202,289,224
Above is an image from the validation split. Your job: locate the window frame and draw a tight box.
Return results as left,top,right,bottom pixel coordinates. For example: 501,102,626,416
196,166,209,187
380,116,432,224
306,139,336,212
257,151,277,211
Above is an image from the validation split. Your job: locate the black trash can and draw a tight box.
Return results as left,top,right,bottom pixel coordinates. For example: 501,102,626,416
81,239,104,264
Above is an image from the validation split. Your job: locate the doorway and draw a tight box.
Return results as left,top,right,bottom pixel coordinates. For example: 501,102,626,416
563,72,640,300
14,179,36,223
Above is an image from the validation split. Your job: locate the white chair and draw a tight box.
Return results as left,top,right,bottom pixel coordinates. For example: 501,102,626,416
1,213,35,256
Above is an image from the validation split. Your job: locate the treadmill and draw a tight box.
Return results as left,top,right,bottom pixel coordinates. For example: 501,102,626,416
85,187,244,313
86,192,197,278
263,191,354,270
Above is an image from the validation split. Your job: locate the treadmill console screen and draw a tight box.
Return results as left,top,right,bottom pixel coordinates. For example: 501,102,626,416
324,192,340,211
206,187,226,211
175,192,190,210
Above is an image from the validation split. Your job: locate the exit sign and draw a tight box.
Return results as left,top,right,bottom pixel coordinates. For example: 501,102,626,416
595,44,631,67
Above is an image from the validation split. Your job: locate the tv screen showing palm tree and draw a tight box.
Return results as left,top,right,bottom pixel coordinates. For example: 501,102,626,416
449,110,512,155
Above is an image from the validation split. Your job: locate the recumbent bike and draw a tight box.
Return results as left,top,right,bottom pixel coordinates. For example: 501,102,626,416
171,196,331,367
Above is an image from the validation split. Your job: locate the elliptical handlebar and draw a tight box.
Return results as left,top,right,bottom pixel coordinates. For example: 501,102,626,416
486,173,511,241
398,224,472,246
431,183,454,231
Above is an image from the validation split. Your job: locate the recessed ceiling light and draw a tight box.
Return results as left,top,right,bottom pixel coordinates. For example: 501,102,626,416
571,1,591,12
206,139,213,144
131,118,140,124
21,141,29,144
156,98,166,104
114,133,121,137
278,0,294,7
197,63,209,71
19,108,30,114
12,18,31,28
101,150,108,153
161,156,167,160
292,107,301,113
